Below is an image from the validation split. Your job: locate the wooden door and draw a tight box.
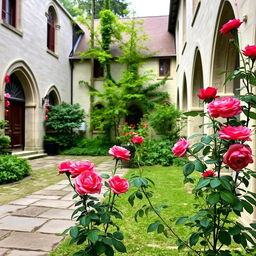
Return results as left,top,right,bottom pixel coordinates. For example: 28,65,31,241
5,99,25,150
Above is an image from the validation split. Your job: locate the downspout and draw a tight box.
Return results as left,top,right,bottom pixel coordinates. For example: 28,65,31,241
70,60,74,104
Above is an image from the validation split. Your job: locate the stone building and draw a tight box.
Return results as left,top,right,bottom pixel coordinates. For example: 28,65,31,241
169,0,256,224
0,0,80,152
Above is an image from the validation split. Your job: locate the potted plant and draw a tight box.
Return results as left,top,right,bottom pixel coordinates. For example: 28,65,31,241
43,136,59,155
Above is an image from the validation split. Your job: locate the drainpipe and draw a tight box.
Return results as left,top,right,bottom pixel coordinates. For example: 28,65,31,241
70,60,74,104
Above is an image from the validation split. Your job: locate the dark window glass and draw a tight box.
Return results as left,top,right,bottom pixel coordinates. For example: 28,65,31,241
159,59,171,76
2,0,16,27
47,8,55,52
93,59,104,78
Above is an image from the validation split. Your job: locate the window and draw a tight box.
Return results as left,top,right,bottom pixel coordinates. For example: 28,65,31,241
93,59,104,78
159,59,170,76
47,7,56,52
2,0,16,27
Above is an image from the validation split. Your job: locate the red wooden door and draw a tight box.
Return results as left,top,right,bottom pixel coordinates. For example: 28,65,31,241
5,99,25,150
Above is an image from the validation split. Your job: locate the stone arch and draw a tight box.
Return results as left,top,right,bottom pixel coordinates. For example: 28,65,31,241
45,1,59,25
211,1,239,95
2,59,40,150
46,85,61,106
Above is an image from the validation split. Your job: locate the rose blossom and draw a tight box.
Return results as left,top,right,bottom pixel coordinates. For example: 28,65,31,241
58,161,73,174
131,136,144,144
69,161,95,178
108,175,129,194
5,100,10,108
218,126,252,141
4,93,11,98
109,145,130,161
197,87,219,100
4,109,8,115
45,109,49,114
220,19,243,35
5,75,10,83
172,138,190,157
202,170,216,178
75,171,102,195
223,144,253,171
45,115,49,121
208,97,242,118
242,45,256,59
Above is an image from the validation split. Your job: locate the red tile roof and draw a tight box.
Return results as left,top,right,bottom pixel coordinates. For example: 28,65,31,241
71,15,175,59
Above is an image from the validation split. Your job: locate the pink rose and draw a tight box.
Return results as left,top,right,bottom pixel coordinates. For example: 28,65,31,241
220,19,243,35
208,97,242,118
242,45,256,59
45,115,49,121
5,75,10,83
218,126,252,141
131,136,144,144
45,109,49,114
58,161,73,174
108,175,129,194
109,145,130,161
202,170,216,178
197,87,219,100
75,171,102,195
5,100,10,108
172,138,190,157
4,93,11,98
69,161,95,178
44,102,50,107
223,144,253,171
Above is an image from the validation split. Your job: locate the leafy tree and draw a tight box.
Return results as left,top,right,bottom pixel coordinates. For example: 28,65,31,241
59,0,129,18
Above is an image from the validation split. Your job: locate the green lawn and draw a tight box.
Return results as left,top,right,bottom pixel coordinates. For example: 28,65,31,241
0,156,109,204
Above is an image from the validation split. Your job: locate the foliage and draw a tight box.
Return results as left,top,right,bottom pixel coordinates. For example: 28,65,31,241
43,136,58,142
59,0,129,18
147,103,181,139
0,155,31,184
0,120,10,153
61,136,114,156
45,102,86,148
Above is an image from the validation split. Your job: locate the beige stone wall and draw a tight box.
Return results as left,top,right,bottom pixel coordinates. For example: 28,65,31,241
0,0,74,150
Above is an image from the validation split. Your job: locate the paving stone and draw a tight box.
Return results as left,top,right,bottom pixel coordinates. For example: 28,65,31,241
62,186,73,191
61,192,75,200
0,248,8,255
0,230,9,240
56,180,69,185
0,232,62,251
37,219,75,234
39,209,73,220
33,190,68,196
0,216,47,232
26,195,61,200
32,200,73,209
0,205,26,217
12,206,49,217
6,250,47,256
10,198,39,206
44,184,68,190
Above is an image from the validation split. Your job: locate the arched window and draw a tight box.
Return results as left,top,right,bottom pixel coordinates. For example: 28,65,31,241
2,0,16,27
47,6,57,52
182,0,187,44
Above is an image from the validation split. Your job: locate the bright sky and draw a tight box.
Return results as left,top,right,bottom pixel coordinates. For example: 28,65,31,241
128,0,170,17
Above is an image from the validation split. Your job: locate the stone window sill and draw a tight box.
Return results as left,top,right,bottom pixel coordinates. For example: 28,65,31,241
1,22,23,37
47,49,59,59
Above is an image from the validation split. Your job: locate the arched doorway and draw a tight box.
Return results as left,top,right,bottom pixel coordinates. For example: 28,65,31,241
211,1,238,94
5,74,25,149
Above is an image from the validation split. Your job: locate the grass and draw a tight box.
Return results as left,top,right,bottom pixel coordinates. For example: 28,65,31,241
0,155,110,204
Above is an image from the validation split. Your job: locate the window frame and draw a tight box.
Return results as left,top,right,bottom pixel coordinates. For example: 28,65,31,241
2,0,17,27
47,7,56,53
159,58,171,77
93,59,104,78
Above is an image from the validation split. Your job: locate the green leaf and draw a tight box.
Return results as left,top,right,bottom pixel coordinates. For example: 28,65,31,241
200,219,210,227
229,226,241,235
101,173,110,179
128,193,135,207
201,136,212,144
70,226,79,239
87,230,99,244
208,192,220,205
244,195,256,205
210,179,221,188
147,221,160,232
220,191,235,204
105,245,114,256
193,143,204,154
157,224,164,233
113,232,124,241
176,217,188,225
80,216,90,227
183,111,199,117
219,231,231,246
136,191,143,199
232,199,243,212
241,200,254,214
183,163,195,176
194,160,206,172
195,178,210,190
112,239,127,253
188,133,206,139
220,177,232,191
203,146,211,156
189,233,199,246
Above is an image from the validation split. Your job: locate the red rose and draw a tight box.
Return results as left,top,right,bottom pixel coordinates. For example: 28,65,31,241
202,170,216,178
5,75,10,83
4,109,9,115
69,161,95,178
124,122,128,125
220,19,242,35
208,97,242,118
45,109,49,114
242,45,256,59
75,171,102,195
109,145,130,161
108,175,129,194
218,126,252,141
223,144,253,171
58,161,73,174
4,93,11,98
5,100,10,108
45,115,49,121
131,136,144,144
197,87,219,100
172,138,190,157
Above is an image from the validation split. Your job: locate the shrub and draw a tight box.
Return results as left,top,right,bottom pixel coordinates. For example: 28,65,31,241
45,102,86,148
0,155,31,184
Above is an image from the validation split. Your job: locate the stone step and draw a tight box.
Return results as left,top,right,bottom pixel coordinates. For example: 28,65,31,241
12,151,39,157
19,153,47,160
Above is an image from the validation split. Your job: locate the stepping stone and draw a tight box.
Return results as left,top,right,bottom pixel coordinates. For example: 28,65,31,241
32,200,73,209
61,192,75,200
45,184,68,190
0,248,8,255
37,219,75,234
26,195,61,200
56,180,69,185
12,206,49,217
10,198,39,206
33,190,68,196
62,187,73,191
0,216,47,232
6,250,47,256
39,209,73,220
0,205,26,217
0,232,62,251
0,230,10,240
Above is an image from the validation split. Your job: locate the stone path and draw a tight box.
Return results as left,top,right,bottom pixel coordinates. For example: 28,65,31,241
0,158,129,256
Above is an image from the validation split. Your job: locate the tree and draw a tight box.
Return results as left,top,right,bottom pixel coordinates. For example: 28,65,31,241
59,0,129,18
